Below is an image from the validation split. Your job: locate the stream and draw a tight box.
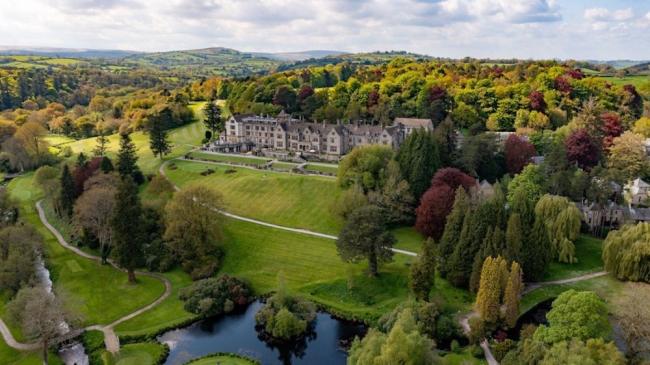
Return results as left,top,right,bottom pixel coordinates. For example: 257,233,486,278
35,256,89,365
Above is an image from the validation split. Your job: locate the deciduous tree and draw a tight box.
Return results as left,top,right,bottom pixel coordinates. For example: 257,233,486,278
504,134,536,175
565,129,600,170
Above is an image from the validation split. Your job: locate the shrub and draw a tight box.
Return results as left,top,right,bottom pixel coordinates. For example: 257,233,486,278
492,339,516,361
179,275,252,317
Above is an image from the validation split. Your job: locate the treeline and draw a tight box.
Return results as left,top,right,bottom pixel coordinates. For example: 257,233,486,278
189,58,648,130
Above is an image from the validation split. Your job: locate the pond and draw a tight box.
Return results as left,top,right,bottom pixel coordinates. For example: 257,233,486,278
158,300,367,365
506,298,554,340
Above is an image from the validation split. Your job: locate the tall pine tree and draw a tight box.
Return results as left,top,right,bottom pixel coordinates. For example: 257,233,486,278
59,164,75,218
116,133,140,181
505,213,523,264
438,187,469,277
503,261,523,328
111,177,144,283
409,238,437,301
149,118,171,159
203,99,222,139
396,129,441,200
521,216,552,281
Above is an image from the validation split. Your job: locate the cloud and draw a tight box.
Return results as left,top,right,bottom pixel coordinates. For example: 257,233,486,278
585,7,634,22
0,0,649,59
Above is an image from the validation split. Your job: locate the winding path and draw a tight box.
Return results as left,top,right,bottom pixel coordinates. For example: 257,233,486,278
0,201,172,354
160,159,418,257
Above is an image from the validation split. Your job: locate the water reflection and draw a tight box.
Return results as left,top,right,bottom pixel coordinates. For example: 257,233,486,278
159,300,366,365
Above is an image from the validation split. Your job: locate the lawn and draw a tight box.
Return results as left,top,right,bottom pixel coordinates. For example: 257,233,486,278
187,151,271,166
270,161,298,171
6,174,166,327
114,269,194,337
49,101,207,175
164,160,343,234
521,274,624,314
304,163,339,175
101,342,166,365
598,75,650,87
440,349,487,365
186,354,258,365
392,226,424,253
0,339,60,365
543,234,604,281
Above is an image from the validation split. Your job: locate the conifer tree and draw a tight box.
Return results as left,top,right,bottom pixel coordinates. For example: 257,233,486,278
503,261,523,328
59,164,75,218
149,118,171,159
505,213,523,264
116,133,140,180
521,217,552,281
92,129,109,157
438,188,469,277
409,238,437,301
203,98,222,139
396,128,441,200
475,256,508,323
111,176,144,283
76,152,87,168
100,156,114,173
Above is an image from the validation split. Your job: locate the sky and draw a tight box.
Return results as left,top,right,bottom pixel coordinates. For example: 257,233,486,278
0,0,649,60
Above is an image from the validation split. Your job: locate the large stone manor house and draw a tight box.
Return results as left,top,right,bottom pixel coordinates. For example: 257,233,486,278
215,111,433,159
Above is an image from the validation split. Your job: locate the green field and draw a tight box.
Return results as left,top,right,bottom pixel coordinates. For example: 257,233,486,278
270,161,298,171
48,102,207,174
6,175,166,327
101,342,166,365
164,160,344,234
598,75,650,87
441,349,487,365
543,235,604,281
187,151,271,166
304,163,339,175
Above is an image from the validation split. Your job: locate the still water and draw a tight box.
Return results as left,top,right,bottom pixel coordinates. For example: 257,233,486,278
159,300,367,365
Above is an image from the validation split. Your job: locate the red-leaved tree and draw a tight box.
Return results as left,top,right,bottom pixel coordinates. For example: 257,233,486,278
565,129,600,170
73,157,102,197
415,168,476,239
600,112,623,151
529,91,546,112
505,134,536,174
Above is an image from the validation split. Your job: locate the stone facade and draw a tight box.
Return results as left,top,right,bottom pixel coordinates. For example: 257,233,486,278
220,113,420,158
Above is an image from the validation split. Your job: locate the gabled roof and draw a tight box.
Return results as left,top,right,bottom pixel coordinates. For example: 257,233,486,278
394,118,433,129
632,178,650,189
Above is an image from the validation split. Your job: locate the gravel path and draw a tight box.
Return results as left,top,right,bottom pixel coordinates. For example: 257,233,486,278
160,159,418,257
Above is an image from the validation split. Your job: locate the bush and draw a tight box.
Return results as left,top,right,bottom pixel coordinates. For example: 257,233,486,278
450,339,461,353
179,275,252,317
492,339,516,361
470,344,484,358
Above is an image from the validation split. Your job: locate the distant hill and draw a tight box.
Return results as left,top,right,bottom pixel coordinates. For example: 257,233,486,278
623,62,650,75
277,51,432,71
121,47,281,77
252,50,347,62
586,59,650,70
0,46,139,59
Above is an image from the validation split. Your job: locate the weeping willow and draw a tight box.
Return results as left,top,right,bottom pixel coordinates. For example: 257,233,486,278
535,194,582,263
602,223,650,282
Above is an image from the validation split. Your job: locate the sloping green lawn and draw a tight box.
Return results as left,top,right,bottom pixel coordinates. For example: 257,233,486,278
188,151,271,166
47,101,206,175
101,342,166,365
164,160,343,234
6,175,165,327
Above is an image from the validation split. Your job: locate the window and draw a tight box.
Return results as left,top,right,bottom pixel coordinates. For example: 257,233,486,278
330,138,335,143
246,125,250,130
330,146,337,152
277,142,283,147
230,125,235,129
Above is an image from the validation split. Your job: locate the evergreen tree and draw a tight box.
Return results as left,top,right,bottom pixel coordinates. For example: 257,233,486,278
116,133,140,180
396,129,441,200
475,256,508,324
59,164,75,218
522,217,552,281
76,152,87,168
505,213,523,264
447,199,495,288
92,129,109,157
203,98,222,139
149,118,171,159
503,261,523,328
438,188,469,277
336,205,395,277
409,238,437,301
111,177,144,283
100,156,114,173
